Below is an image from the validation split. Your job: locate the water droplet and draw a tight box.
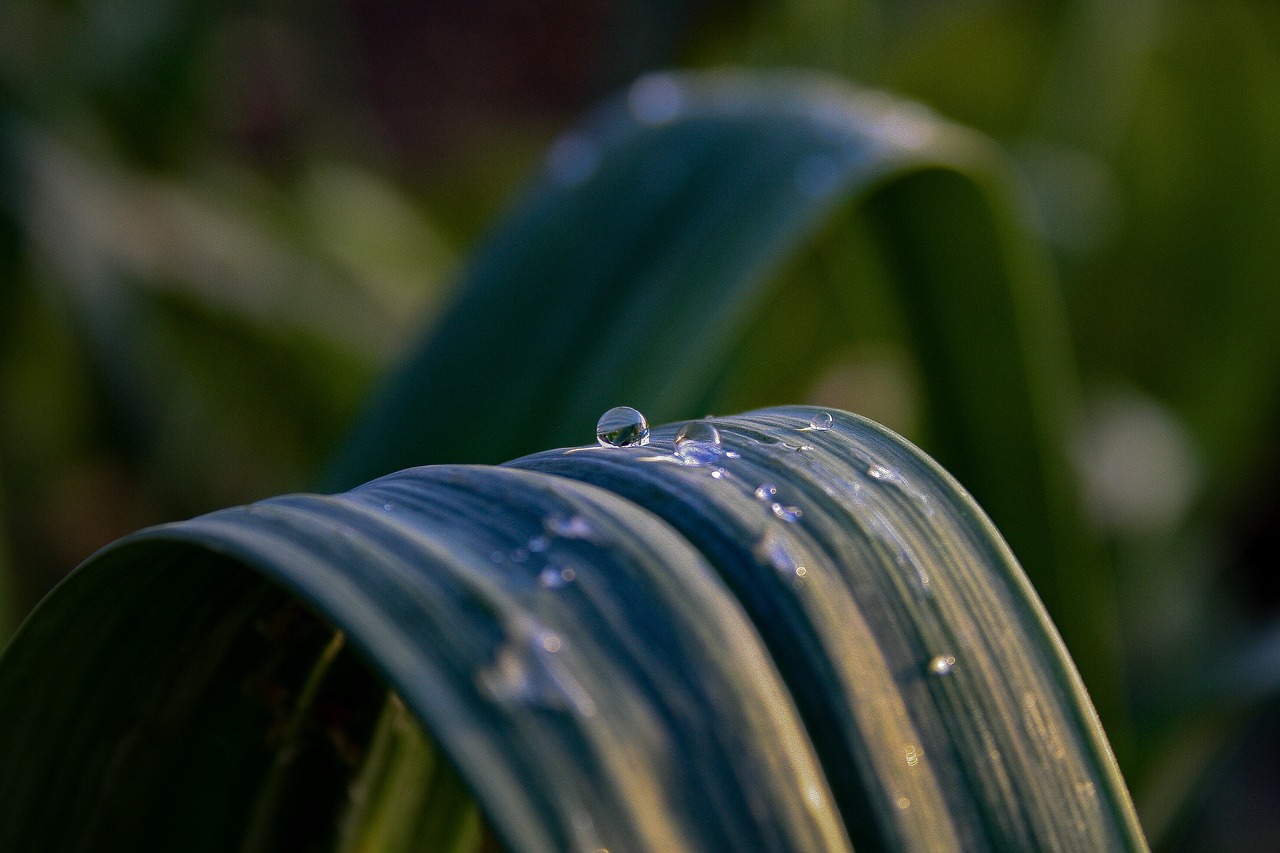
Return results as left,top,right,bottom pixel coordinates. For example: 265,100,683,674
928,655,956,676
754,483,780,502
724,450,741,459
382,503,394,512
478,626,596,717
710,468,728,480
546,132,600,187
808,411,833,431
674,421,722,465
539,565,577,588
510,548,529,564
596,406,650,447
628,74,684,125
771,503,803,523
904,745,920,767
754,532,799,576
544,513,594,539
868,464,894,480
896,796,911,810
527,535,550,553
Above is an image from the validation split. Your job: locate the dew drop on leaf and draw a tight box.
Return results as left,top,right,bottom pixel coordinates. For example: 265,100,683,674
544,513,594,539
674,421,722,465
808,411,834,431
754,483,780,502
596,406,650,447
928,655,956,676
771,503,803,523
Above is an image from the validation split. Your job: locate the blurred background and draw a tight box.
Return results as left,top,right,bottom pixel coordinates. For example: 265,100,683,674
1,1,1278,850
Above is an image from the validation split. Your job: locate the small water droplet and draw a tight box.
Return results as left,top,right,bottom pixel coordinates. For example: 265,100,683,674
674,421,722,465
868,464,894,480
628,74,684,125
596,406,650,447
904,744,920,767
542,634,562,653
754,532,799,576
539,565,577,588
771,503,803,523
808,411,833,431
544,513,594,539
755,483,780,502
724,450,741,459
382,503,394,512
928,655,956,676
710,468,728,480
527,535,550,553
896,796,911,810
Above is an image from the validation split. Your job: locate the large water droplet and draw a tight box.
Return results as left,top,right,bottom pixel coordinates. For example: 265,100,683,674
674,421,722,465
808,411,833,431
928,655,956,676
544,513,594,539
596,406,650,447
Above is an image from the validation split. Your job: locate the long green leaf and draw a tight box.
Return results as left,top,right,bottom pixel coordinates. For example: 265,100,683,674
318,71,1115,731
0,408,1145,851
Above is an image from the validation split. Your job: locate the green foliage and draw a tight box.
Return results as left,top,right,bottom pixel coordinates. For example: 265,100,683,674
0,409,1145,851
3,1,1280,849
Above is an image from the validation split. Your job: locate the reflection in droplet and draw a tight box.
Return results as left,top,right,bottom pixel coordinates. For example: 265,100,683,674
628,74,684,125
928,655,956,676
544,513,594,539
808,411,834,431
546,132,600,187
596,406,650,447
674,421,722,465
905,745,920,767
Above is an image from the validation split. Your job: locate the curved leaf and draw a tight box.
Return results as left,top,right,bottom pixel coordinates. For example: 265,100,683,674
515,406,1144,851
318,71,1114,730
0,408,1145,851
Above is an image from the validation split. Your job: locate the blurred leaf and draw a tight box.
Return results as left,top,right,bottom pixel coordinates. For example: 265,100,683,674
0,408,1146,851
322,70,1119,734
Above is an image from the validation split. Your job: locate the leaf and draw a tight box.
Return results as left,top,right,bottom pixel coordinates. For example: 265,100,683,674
319,70,1115,734
0,408,1146,851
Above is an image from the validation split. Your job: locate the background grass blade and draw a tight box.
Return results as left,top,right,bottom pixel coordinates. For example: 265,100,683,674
0,461,850,853
514,407,1147,851
317,71,1116,736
